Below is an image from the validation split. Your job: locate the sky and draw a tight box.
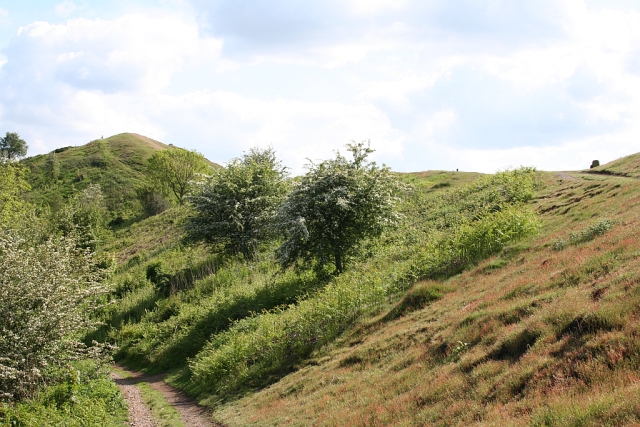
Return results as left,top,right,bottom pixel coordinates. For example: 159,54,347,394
1,0,640,173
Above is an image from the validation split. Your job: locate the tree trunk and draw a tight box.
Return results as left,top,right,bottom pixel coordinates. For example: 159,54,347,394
334,251,343,274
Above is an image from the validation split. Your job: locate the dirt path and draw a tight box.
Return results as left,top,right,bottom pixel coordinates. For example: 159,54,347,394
110,370,156,427
112,366,221,427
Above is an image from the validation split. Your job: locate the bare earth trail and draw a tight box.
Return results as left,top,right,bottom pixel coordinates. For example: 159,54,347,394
111,366,222,427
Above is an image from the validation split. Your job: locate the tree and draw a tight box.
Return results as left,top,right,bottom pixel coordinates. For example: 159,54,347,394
276,141,401,274
186,147,289,260
147,148,210,205
0,132,28,161
135,183,170,218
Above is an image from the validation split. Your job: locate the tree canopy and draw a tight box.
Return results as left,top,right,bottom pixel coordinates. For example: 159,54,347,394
186,147,289,260
276,141,401,273
0,132,28,161
147,148,210,205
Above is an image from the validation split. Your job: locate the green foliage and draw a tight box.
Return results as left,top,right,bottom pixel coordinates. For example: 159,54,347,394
408,205,540,280
135,183,170,218
276,141,401,273
552,218,615,250
146,262,172,297
22,133,174,221
0,132,28,162
147,148,210,205
45,152,60,181
0,225,109,402
0,361,126,426
186,169,539,400
0,161,31,224
187,147,289,260
53,184,109,250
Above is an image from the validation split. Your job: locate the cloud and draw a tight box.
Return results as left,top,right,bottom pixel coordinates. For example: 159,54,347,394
3,12,221,95
2,0,640,176
54,1,78,18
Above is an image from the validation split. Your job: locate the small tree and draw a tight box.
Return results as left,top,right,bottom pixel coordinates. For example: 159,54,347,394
276,141,400,274
186,147,289,260
0,132,28,162
135,182,170,218
0,225,108,402
147,148,210,205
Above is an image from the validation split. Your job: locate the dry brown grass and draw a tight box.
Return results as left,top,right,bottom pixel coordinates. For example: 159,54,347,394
210,170,640,426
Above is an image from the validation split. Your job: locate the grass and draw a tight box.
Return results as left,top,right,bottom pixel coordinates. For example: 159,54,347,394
111,367,186,427
21,132,221,223
98,168,539,408
66,151,640,425
204,169,640,426
137,383,186,427
0,361,127,427
586,151,640,178
22,133,165,220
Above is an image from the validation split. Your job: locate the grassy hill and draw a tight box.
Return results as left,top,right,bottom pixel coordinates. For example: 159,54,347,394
204,170,640,426
92,155,640,427
586,152,640,179
21,133,220,220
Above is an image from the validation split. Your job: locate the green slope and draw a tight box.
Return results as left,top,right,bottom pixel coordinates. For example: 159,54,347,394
21,133,219,220
585,151,640,178
90,150,640,426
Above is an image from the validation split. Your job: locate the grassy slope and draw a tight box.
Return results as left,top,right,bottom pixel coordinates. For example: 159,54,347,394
585,152,640,178
209,171,640,426
100,171,484,373
21,133,221,219
97,160,640,426
22,133,167,217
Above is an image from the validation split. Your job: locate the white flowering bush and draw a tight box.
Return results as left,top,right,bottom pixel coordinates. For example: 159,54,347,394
0,227,108,402
276,141,402,273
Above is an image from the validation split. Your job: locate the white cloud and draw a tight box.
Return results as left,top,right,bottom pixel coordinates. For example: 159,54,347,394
3,0,640,175
54,1,77,18
4,11,222,94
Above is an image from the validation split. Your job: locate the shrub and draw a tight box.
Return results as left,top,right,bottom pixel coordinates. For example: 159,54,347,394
135,184,170,218
146,262,171,296
187,147,289,260
276,141,402,273
189,202,539,398
0,227,109,402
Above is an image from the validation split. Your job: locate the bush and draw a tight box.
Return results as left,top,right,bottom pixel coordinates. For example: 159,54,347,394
136,184,170,218
189,203,539,398
0,227,109,402
0,361,126,426
146,262,172,296
187,147,289,260
276,141,402,273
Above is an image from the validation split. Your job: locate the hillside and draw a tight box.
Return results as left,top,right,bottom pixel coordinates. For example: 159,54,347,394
209,169,640,426
8,147,640,426
91,153,640,427
21,133,220,220
586,152,640,179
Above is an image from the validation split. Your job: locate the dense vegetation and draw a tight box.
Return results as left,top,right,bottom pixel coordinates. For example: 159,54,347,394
101,157,538,407
4,132,640,426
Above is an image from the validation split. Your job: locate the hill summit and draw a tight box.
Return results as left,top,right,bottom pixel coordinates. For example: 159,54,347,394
22,133,216,219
